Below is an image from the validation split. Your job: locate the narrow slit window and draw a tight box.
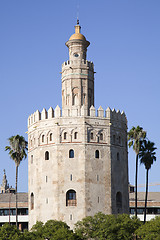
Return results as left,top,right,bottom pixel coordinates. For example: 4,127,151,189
95,150,99,159
117,152,120,161
74,132,78,139
31,155,33,164
91,132,93,140
113,135,115,144
31,193,34,210
64,132,67,140
50,133,52,141
100,133,103,140
116,192,122,208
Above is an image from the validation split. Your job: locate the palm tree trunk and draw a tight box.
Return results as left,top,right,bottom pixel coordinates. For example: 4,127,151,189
135,154,138,218
144,169,149,224
15,165,18,229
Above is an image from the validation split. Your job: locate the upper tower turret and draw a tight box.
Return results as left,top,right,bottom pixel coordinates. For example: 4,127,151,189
61,21,94,116
66,20,90,61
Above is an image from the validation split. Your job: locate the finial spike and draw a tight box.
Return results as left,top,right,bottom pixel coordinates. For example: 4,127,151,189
76,0,80,25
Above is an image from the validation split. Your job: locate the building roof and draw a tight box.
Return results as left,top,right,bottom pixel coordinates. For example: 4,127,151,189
0,193,28,203
130,192,160,202
129,192,160,207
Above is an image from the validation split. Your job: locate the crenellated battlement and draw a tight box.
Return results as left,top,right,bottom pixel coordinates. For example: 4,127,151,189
62,59,94,70
28,105,127,127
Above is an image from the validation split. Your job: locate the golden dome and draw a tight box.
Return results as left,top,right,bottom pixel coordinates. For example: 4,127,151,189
69,24,86,41
69,33,86,41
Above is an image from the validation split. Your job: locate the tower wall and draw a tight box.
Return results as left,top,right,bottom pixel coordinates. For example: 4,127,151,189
28,106,128,229
61,59,94,113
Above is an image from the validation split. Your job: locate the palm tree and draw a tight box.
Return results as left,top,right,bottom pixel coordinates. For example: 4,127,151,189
128,126,146,218
5,135,28,228
139,140,156,224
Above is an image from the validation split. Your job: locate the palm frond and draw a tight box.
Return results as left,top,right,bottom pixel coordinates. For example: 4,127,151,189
139,140,156,170
5,135,28,165
128,126,146,155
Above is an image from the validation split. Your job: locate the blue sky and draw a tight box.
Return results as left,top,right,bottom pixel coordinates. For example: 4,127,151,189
0,0,160,192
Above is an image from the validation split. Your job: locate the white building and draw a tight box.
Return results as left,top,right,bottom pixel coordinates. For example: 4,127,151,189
130,191,160,221
0,170,28,230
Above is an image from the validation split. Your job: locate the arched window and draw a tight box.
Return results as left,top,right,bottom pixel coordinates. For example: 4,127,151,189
117,152,120,161
64,132,67,140
90,132,93,140
69,149,74,158
31,193,34,210
42,135,45,143
119,136,121,145
66,189,76,206
100,133,103,140
50,133,52,141
74,132,78,139
45,151,49,160
95,150,99,159
116,192,122,208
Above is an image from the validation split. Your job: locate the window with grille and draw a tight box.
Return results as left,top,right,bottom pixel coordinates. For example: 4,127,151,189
66,190,77,206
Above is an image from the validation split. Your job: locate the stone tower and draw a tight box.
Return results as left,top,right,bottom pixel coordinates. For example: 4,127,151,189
0,169,9,193
28,21,129,229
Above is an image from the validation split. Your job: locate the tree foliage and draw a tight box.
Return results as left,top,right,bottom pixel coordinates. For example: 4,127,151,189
136,216,160,240
139,140,156,223
4,216,160,240
5,135,28,228
5,135,28,168
128,126,146,155
139,140,156,172
128,126,146,218
0,223,23,240
75,213,141,240
28,220,78,240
